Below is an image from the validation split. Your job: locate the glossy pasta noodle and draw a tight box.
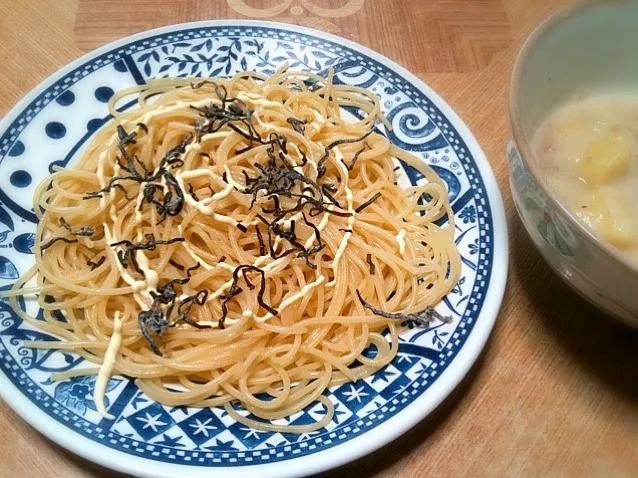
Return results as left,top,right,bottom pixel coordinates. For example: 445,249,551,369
2,68,460,432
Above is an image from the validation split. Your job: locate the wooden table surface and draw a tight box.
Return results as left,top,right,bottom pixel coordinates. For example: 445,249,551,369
0,0,637,476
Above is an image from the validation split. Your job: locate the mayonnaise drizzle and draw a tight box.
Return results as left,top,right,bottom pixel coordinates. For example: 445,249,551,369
395,229,407,255
202,275,326,328
94,311,122,419
94,93,351,336
256,274,325,322
236,92,286,110
136,248,159,296
307,109,325,137
327,147,355,286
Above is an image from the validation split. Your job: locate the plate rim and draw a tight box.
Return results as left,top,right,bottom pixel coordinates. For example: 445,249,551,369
0,19,508,478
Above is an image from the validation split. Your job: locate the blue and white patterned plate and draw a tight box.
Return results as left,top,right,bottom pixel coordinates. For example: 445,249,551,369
0,21,507,478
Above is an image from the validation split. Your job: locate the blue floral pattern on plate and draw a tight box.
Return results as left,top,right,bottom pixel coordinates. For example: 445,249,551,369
0,22,500,474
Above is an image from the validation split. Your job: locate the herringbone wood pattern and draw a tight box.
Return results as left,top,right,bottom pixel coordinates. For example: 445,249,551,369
74,0,512,73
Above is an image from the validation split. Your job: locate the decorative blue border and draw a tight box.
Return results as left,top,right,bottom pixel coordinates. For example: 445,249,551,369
0,25,494,466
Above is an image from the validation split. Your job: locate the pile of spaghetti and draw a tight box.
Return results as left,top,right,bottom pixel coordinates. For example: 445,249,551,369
3,68,460,432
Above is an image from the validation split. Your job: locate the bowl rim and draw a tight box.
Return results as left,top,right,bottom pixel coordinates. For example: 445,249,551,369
509,0,638,279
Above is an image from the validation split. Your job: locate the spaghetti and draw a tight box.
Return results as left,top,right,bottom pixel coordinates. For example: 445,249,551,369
3,68,460,432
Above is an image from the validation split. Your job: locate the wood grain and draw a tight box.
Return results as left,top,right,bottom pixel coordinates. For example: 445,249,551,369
0,0,637,476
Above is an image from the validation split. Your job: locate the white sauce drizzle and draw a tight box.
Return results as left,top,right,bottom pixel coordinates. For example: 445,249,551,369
256,275,325,322
395,229,407,255
136,249,159,295
202,275,326,328
95,94,347,339
197,309,253,328
236,93,286,110
254,113,277,132
307,109,325,136
94,311,122,419
327,148,355,286
175,167,241,226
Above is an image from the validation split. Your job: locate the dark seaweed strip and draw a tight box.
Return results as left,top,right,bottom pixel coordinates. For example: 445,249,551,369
139,184,162,211
85,133,193,223
242,169,257,185
261,195,282,217
159,134,193,170
140,267,210,355
110,235,184,272
316,129,374,178
298,150,309,167
301,212,322,249
219,265,277,329
169,258,185,271
296,212,325,270
241,268,256,290
241,132,354,218
267,217,307,256
83,176,143,200
116,126,141,180
366,254,375,275
190,91,265,147
135,156,149,176
156,172,185,223
59,217,94,237
356,290,451,327
354,192,382,213
110,235,184,250
137,122,149,133
343,142,369,171
111,183,133,200
386,291,396,301
256,214,298,261
187,183,200,202
87,256,106,271
160,263,201,292
268,132,288,154
41,237,78,251
286,117,307,135
250,265,278,314
339,228,353,233
137,308,169,355
256,225,265,257
174,290,210,328
283,193,352,218
186,263,201,277
321,183,343,209
191,79,218,90
237,223,248,233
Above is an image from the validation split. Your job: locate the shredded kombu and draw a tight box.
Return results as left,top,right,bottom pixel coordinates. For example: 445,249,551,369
356,290,451,328
138,263,209,356
366,254,375,275
73,80,435,355
41,217,95,251
110,235,184,273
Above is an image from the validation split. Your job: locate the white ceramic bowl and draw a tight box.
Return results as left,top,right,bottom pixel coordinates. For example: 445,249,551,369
509,0,638,327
